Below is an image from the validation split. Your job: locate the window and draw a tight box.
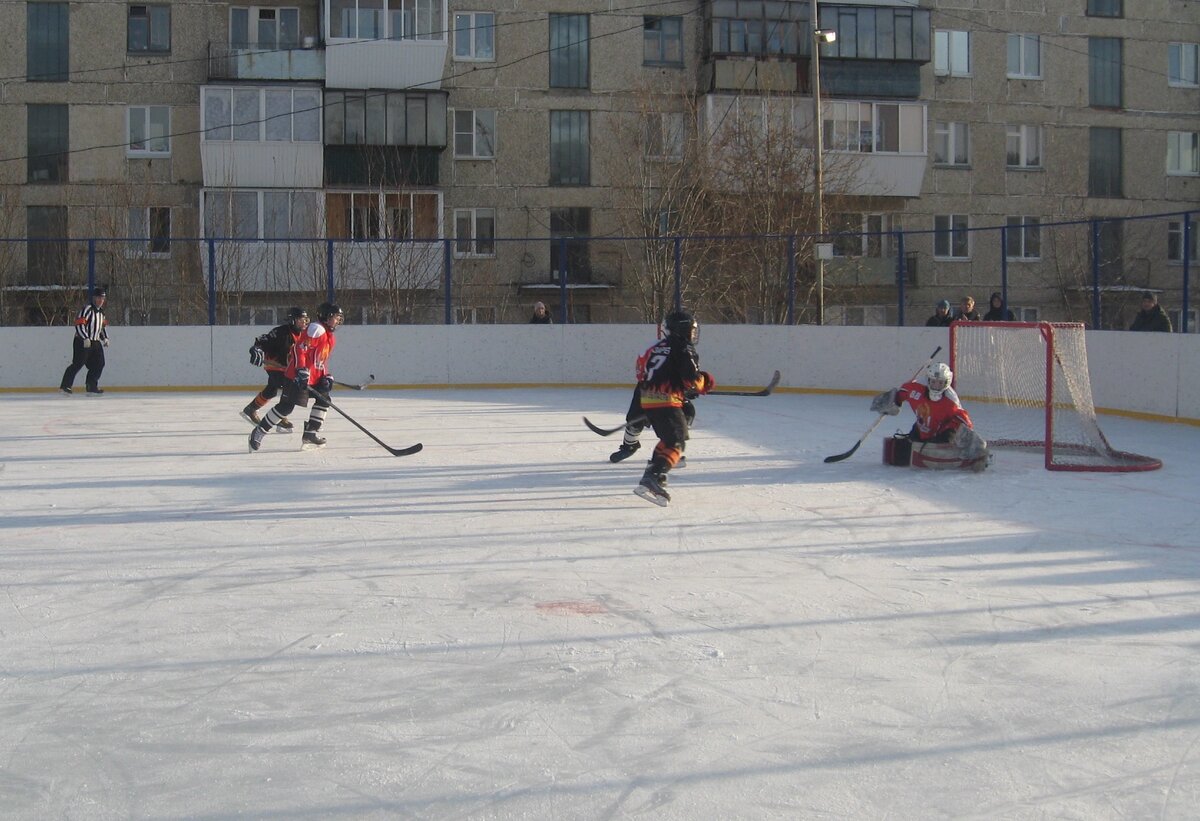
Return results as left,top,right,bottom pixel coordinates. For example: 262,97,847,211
1089,127,1122,197
831,214,900,258
454,12,494,60
646,112,684,160
1168,309,1198,333
934,214,969,259
127,106,170,155
550,208,590,282
1086,0,1122,17
26,206,68,285
454,109,496,159
325,191,437,239
644,16,683,65
230,7,299,49
129,207,171,254
1169,43,1199,87
128,5,170,53
819,5,931,62
933,121,969,165
1005,217,1041,260
823,101,925,154
329,0,442,40
1006,124,1042,169
204,190,260,238
453,208,495,257
550,110,589,186
203,87,321,142
27,3,68,82
27,104,69,183
323,90,446,147
263,191,320,239
1089,37,1122,108
457,306,497,324
1168,132,1200,175
1168,220,1198,263
1007,34,1041,79
549,13,588,89
934,30,969,77
1013,306,1039,322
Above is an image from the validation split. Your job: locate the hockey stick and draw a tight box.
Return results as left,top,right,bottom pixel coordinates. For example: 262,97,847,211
823,346,942,464
309,389,423,456
333,374,375,391
708,370,781,397
584,370,782,436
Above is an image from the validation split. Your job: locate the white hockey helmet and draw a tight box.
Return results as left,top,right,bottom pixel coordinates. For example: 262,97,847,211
927,362,953,400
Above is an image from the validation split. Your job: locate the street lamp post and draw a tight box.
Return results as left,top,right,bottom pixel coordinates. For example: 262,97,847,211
809,0,834,326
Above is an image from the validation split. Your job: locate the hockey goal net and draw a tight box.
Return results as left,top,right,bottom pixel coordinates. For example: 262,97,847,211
949,321,1162,472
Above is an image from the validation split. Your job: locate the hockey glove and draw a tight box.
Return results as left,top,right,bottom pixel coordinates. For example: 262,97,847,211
294,368,311,391
249,346,265,367
315,375,334,394
101,338,109,348
870,389,901,415
698,371,715,394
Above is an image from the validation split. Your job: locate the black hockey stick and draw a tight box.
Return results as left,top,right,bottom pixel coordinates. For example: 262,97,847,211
823,346,941,464
333,374,375,391
709,370,781,397
309,389,422,456
584,370,781,436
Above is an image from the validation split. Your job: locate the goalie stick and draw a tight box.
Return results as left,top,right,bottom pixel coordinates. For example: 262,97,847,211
823,346,941,464
332,374,375,391
583,370,783,436
308,389,423,457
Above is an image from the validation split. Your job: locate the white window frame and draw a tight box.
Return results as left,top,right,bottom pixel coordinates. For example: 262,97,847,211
1005,216,1041,260
934,29,970,77
831,213,900,258
453,108,496,159
934,214,970,259
1007,34,1041,79
1013,306,1039,322
1167,131,1200,176
453,207,496,258
330,0,443,42
127,105,171,156
229,7,300,48
823,100,926,155
456,306,497,324
1168,308,1198,332
453,12,494,61
646,112,685,160
1168,42,1199,87
1006,124,1043,169
1168,219,1198,264
128,206,172,256
202,86,321,143
933,120,969,166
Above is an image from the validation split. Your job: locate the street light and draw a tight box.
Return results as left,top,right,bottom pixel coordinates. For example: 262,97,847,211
810,0,836,325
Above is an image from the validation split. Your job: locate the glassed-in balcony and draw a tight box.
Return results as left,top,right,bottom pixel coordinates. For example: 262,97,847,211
208,42,325,82
324,0,448,90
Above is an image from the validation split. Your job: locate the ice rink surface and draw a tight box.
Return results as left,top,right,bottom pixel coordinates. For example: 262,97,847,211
2,388,1199,820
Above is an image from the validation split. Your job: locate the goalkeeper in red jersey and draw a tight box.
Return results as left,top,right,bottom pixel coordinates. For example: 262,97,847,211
871,362,990,471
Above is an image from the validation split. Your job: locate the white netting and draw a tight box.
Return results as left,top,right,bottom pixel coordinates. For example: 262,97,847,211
950,322,1161,472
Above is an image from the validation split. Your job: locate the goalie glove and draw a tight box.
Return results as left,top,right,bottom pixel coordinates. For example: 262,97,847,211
249,346,265,367
870,389,901,415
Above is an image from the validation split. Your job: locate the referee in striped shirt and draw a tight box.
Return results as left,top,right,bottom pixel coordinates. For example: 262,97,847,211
60,286,109,395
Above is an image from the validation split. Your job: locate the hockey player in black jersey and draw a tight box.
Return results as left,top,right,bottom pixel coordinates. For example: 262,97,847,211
242,307,309,430
632,310,715,505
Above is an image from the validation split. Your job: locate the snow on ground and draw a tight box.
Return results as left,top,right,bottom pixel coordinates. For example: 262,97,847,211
1,388,1198,820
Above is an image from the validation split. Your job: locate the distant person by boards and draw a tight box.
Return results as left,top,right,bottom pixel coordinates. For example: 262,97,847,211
982,292,1015,322
926,299,954,327
528,301,553,324
242,307,310,432
871,362,989,471
1128,291,1172,332
60,286,109,395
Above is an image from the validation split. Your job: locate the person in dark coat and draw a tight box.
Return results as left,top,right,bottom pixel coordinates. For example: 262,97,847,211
983,292,1015,322
956,295,980,321
1129,292,1172,332
926,300,954,327
528,302,553,324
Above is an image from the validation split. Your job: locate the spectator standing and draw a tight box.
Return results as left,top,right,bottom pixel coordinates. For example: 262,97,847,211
926,300,954,327
60,286,110,395
956,295,980,321
983,292,1016,322
1128,291,1172,332
529,302,553,324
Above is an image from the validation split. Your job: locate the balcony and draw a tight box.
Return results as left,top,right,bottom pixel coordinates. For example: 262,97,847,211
207,43,325,82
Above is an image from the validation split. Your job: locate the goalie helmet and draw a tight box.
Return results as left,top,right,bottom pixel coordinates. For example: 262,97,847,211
665,310,698,344
926,362,953,400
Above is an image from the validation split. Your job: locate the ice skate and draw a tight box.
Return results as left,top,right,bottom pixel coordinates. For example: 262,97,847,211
634,472,670,506
609,441,641,463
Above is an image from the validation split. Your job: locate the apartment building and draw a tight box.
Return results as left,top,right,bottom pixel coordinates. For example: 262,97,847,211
1,1,1196,328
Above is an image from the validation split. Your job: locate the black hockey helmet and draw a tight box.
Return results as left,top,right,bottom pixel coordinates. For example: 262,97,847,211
665,309,698,344
286,306,308,324
317,302,344,322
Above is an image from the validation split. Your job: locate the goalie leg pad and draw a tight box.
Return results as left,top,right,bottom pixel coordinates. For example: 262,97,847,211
952,425,988,461
911,440,989,471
